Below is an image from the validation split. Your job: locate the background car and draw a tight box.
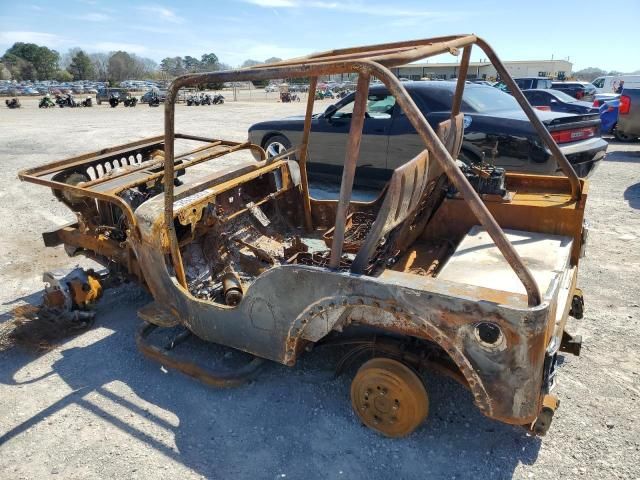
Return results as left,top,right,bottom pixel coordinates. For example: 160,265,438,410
613,89,640,142
523,89,598,114
96,87,126,105
551,81,596,102
592,93,620,108
495,77,552,93
140,89,167,103
249,82,607,182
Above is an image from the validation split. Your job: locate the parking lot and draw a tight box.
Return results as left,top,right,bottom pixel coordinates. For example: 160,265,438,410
0,97,639,479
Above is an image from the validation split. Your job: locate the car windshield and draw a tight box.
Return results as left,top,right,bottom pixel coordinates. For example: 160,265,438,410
462,86,518,112
550,89,579,103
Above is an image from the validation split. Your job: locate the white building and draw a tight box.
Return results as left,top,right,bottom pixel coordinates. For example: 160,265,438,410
391,59,573,81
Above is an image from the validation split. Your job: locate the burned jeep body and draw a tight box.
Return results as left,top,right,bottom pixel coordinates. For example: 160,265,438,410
19,35,588,437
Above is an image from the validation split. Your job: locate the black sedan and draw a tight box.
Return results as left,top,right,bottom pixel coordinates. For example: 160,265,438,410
523,89,599,114
248,82,607,182
551,81,596,102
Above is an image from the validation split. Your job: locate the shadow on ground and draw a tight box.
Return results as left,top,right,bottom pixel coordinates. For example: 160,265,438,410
604,145,640,162
624,183,640,209
0,288,542,479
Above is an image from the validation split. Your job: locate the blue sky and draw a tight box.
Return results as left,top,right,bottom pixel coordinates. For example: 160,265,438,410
1,0,638,71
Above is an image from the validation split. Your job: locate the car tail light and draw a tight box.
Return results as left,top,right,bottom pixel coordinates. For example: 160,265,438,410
534,105,551,111
551,126,597,144
619,95,631,115
592,99,600,107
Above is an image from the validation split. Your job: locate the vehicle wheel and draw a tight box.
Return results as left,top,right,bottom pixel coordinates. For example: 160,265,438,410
614,127,638,142
264,135,291,158
350,357,429,437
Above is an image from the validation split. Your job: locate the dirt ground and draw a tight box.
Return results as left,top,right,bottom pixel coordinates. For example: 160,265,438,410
0,97,639,480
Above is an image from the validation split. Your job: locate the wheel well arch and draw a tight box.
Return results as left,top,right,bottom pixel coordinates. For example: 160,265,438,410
260,131,289,149
283,295,494,417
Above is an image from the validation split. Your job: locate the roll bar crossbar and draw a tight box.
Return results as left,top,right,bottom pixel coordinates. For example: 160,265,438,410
163,35,582,307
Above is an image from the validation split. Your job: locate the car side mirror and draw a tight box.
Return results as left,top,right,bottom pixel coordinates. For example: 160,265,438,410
324,104,337,118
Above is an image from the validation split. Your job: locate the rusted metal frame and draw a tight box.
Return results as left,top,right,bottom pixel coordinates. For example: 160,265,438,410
55,226,131,265
19,135,224,183
17,174,138,230
164,86,188,289
79,141,225,190
224,187,289,223
253,34,467,68
162,51,540,304
451,46,472,117
90,142,259,197
474,37,581,200
19,136,166,179
363,61,542,306
329,72,370,269
298,76,318,231
106,142,256,195
370,36,476,67
253,35,477,71
137,322,265,387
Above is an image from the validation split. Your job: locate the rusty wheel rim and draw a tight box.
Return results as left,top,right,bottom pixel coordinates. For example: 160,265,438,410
350,357,429,437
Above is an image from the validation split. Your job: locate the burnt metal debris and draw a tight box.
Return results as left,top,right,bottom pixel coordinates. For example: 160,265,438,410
19,35,589,437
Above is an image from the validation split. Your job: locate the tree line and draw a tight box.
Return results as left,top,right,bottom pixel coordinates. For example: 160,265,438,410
573,67,640,82
0,41,283,84
0,42,240,83
0,42,161,82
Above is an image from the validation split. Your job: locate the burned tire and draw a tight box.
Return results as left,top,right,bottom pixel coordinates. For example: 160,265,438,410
264,135,291,159
350,357,429,437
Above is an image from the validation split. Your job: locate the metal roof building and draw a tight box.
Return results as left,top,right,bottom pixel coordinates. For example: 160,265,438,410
391,59,573,81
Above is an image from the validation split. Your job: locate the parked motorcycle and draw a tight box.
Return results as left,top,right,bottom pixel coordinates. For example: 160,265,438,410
186,94,201,106
123,95,138,107
148,94,160,107
212,93,225,105
280,92,301,103
315,90,334,100
109,94,119,108
5,98,21,109
39,96,56,108
56,94,78,108
200,93,212,105
81,97,93,107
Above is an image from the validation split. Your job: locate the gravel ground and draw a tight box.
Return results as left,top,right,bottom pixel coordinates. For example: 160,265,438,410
0,97,639,480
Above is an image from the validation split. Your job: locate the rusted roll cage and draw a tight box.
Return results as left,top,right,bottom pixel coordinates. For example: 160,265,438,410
163,34,582,307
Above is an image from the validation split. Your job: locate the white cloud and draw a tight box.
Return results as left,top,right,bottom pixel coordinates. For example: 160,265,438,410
75,12,111,21
92,42,148,54
242,0,458,19
0,31,65,46
245,0,296,6
137,5,184,23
